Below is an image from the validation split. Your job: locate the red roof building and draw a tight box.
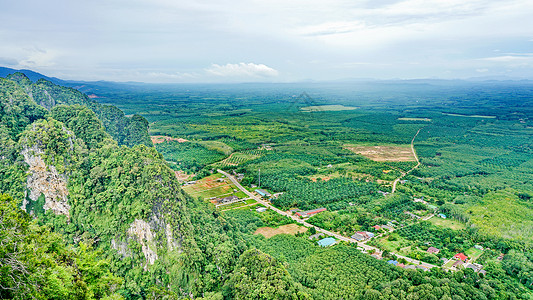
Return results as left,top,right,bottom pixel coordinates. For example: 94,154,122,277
454,253,468,261
372,225,381,230
295,207,326,218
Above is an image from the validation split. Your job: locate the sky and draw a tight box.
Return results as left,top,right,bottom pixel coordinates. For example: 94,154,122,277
1,0,533,83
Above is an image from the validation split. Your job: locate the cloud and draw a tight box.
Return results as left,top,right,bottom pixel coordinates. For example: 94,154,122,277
0,57,18,66
480,53,533,62
146,72,198,80
19,48,58,68
206,63,279,78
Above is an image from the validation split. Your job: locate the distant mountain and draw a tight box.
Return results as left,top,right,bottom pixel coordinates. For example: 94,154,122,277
0,66,65,84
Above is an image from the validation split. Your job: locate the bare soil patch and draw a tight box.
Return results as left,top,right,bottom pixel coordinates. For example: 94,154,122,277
151,135,189,144
345,145,415,162
254,224,308,238
174,170,195,182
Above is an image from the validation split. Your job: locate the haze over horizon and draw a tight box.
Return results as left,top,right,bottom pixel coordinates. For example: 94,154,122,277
1,0,533,83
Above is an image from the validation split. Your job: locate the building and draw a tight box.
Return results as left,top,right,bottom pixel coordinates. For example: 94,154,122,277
387,260,398,266
296,208,326,218
381,225,392,231
474,245,484,250
317,237,336,247
397,263,406,268
256,207,267,213
464,263,483,273
416,265,429,271
351,233,365,241
216,195,239,204
427,247,440,254
309,233,325,240
454,253,468,261
404,265,416,270
438,213,447,219
452,260,464,268
372,225,381,230
255,189,271,197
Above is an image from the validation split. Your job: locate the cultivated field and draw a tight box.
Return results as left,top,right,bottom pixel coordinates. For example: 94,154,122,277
182,173,243,199
151,135,188,144
254,224,308,238
216,150,264,166
345,145,416,162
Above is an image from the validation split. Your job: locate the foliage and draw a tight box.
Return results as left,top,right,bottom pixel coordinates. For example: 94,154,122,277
0,194,123,299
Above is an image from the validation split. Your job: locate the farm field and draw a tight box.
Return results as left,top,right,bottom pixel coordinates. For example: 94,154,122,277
465,247,484,262
254,224,308,238
182,173,244,200
344,145,416,162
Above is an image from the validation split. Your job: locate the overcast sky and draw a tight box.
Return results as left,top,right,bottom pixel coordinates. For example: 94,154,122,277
1,0,532,82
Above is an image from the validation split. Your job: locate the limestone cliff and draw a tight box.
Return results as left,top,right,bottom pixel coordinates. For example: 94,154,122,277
21,146,70,217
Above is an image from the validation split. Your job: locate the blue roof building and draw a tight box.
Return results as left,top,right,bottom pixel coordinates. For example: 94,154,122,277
317,237,337,247
387,260,399,266
438,213,447,219
255,189,271,197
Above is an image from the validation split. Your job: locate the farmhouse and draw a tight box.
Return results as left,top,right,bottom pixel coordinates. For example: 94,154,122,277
296,207,326,218
427,247,440,254
255,189,271,197
309,232,325,240
215,195,239,204
256,207,267,213
465,263,483,273
452,260,464,268
351,231,374,241
317,237,337,247
372,225,381,230
454,253,468,261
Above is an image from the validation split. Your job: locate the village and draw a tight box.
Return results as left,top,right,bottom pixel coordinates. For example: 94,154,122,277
179,169,495,275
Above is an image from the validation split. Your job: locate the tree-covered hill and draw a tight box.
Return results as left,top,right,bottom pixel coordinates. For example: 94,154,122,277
6,72,152,147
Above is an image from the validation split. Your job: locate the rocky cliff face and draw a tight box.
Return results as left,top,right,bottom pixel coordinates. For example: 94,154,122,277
21,146,70,218
127,219,158,269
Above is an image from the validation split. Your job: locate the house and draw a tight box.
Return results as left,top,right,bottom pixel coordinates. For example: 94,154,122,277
216,195,239,204
427,247,440,254
454,253,468,261
256,207,267,213
255,189,271,197
387,260,398,266
474,245,484,250
372,225,381,230
404,265,416,270
438,213,447,219
365,232,375,238
405,211,421,219
381,225,392,231
317,237,336,247
464,263,483,273
452,260,464,268
309,233,325,240
397,263,406,268
296,208,326,218
351,233,365,241
416,265,429,271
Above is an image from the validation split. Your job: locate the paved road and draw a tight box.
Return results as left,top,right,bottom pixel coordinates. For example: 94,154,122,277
392,128,422,193
218,169,438,269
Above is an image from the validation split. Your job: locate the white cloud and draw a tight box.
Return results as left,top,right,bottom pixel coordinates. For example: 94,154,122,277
206,63,279,78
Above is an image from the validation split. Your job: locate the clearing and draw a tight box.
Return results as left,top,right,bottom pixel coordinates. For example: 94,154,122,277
345,145,416,162
182,173,243,200
151,135,188,144
254,224,308,238
301,105,358,112
428,216,466,231
398,117,432,122
174,170,195,182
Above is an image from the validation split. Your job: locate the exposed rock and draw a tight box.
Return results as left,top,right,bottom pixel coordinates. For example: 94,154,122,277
111,238,132,258
128,219,158,267
22,146,70,218
166,223,179,252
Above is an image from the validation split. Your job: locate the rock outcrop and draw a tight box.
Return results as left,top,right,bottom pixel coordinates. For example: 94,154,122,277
127,219,158,268
21,146,70,218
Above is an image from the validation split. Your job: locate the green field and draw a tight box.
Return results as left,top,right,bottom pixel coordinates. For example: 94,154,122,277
428,216,466,230
465,247,484,262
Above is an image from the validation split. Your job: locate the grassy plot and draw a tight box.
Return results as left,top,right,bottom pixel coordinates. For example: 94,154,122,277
428,216,466,230
465,248,484,262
